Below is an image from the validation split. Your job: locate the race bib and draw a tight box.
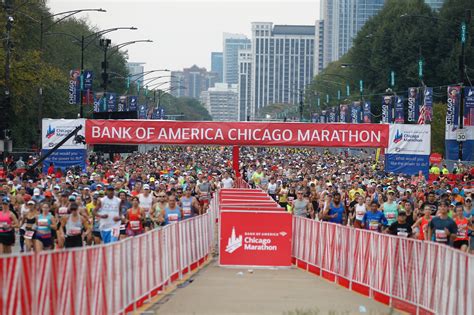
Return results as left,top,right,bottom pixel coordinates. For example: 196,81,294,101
397,231,409,237
68,227,82,236
369,221,379,231
386,213,395,219
24,230,35,239
435,229,447,242
183,209,192,217
38,219,48,226
288,197,294,202
0,222,8,229
168,213,178,222
130,221,140,230
112,228,120,238
457,226,467,238
58,207,68,216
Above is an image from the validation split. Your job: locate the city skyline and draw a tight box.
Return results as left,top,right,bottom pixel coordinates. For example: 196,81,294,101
47,0,319,73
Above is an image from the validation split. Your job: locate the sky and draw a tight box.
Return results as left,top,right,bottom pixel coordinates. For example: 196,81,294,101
47,0,320,74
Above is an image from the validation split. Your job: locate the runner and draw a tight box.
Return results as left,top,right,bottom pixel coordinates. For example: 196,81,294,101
362,202,388,232
381,190,399,226
139,184,155,231
118,191,131,239
95,185,122,244
453,204,470,252
160,194,182,225
0,197,18,254
180,187,200,219
152,192,168,226
352,196,367,228
322,192,344,224
412,206,432,241
387,211,413,238
126,196,145,236
196,176,211,214
61,202,90,248
428,200,457,245
34,202,57,252
21,200,37,252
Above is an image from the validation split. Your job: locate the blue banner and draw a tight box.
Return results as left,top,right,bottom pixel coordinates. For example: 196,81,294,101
138,104,148,119
362,101,371,123
446,86,461,131
350,102,361,123
394,96,404,124
83,70,93,90
320,110,327,123
328,107,336,123
117,96,127,112
420,87,433,124
127,96,138,111
68,70,80,105
464,87,474,126
339,104,349,123
106,93,117,112
382,96,392,123
407,87,419,123
311,113,319,123
42,149,86,173
385,154,429,177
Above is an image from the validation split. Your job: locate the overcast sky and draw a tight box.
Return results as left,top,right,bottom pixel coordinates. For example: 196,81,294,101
47,0,320,74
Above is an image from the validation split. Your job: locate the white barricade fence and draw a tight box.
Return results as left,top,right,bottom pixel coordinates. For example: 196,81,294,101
0,203,216,315
292,216,474,315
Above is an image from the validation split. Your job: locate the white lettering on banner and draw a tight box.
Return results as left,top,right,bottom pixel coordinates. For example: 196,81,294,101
297,129,381,144
243,236,277,251
386,124,431,155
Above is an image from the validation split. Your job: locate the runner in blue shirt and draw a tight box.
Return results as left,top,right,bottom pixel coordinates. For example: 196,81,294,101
362,201,388,232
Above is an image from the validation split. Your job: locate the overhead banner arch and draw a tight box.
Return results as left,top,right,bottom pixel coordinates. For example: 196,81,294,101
85,120,390,148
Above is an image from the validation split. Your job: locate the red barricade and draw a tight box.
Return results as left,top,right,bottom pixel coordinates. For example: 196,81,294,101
0,206,217,315
292,217,474,315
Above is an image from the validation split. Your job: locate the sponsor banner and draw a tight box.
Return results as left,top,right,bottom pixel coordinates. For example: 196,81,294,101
429,153,443,165
137,105,148,119
362,101,371,123
419,87,433,124
381,95,393,123
151,107,160,119
350,102,361,124
385,153,430,176
328,107,337,123
320,110,327,123
42,149,87,173
394,96,405,124
446,86,461,138
83,70,93,90
219,211,292,267
68,69,80,105
464,87,474,126
106,93,117,112
82,90,94,105
386,124,430,156
445,135,474,161
311,113,319,123
42,119,86,150
407,88,419,123
127,96,138,112
85,120,390,148
117,96,127,112
339,104,349,123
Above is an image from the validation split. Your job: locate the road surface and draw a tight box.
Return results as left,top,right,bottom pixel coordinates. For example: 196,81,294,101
139,261,400,315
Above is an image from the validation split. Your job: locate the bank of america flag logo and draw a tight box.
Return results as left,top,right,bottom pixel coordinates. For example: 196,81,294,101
46,125,55,139
225,227,242,253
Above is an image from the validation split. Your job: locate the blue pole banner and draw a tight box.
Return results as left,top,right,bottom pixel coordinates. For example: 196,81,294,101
127,96,138,112
159,107,165,119
419,87,433,124
83,70,93,90
394,96,404,124
381,96,392,123
339,104,349,123
464,87,474,127
362,101,371,123
138,104,148,119
311,113,319,123
106,93,117,112
68,69,80,105
328,107,336,123
407,87,419,123
320,110,327,123
446,86,461,132
350,102,361,123
117,96,127,112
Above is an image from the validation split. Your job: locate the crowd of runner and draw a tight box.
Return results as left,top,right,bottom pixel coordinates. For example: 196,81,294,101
0,146,473,255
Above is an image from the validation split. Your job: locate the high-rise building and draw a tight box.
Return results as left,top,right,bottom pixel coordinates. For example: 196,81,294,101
200,83,238,122
223,33,251,84
237,49,252,121
127,62,146,85
315,20,324,75
170,65,218,99
424,0,444,10
211,52,223,82
250,22,315,119
321,0,385,67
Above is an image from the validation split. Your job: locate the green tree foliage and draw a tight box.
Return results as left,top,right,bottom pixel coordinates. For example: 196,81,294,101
306,0,474,154
431,103,447,155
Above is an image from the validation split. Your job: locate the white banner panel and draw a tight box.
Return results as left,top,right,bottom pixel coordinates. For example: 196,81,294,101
386,124,430,156
42,119,86,150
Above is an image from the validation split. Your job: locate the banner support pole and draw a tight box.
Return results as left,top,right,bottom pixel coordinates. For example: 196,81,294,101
232,145,240,178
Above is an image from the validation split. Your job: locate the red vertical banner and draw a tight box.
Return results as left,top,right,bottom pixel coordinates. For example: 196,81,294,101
232,146,240,178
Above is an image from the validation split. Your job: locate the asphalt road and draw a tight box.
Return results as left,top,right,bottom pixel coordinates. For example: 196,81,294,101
140,261,400,315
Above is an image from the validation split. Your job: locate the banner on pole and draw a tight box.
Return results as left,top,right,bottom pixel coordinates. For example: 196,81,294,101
350,102,360,123
464,87,474,126
127,96,138,112
362,101,371,123
394,96,404,124
106,93,117,112
339,104,349,123
381,96,392,123
407,87,419,123
117,96,127,112
419,87,433,124
83,70,93,90
68,70,80,105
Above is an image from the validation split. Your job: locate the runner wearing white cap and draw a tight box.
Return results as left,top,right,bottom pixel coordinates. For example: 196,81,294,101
139,184,154,231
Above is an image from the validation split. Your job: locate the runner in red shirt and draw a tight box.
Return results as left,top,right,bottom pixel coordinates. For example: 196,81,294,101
454,205,470,252
412,206,432,240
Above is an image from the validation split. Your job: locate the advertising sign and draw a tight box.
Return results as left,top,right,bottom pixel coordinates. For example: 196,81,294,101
85,120,390,148
219,211,292,267
68,70,80,105
127,96,138,112
106,93,117,112
138,105,147,119
320,111,327,123
464,87,474,126
42,119,86,150
446,86,461,132
394,96,404,124
407,88,419,123
328,107,336,123
362,101,371,123
83,70,93,90
350,102,361,123
117,96,127,112
419,87,433,124
339,104,349,123
381,96,393,123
